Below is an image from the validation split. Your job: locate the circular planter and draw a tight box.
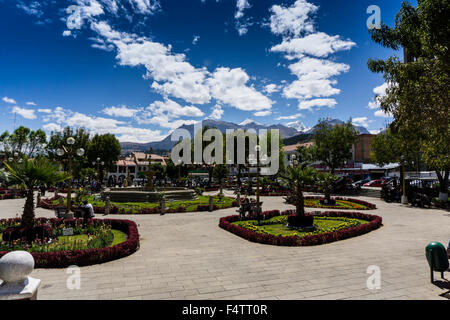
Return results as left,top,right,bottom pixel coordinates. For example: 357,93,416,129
288,196,377,210
0,218,140,268
219,210,382,246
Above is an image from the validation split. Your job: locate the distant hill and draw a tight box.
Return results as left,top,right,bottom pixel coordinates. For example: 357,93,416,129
282,133,314,146
282,118,372,146
120,119,301,154
120,118,373,154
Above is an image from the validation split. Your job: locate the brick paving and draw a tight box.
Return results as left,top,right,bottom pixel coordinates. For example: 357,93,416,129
0,191,449,300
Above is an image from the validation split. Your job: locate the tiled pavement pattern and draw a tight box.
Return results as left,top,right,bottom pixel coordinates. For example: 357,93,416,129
0,191,449,300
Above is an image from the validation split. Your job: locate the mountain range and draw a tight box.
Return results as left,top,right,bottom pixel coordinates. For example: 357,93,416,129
120,118,370,154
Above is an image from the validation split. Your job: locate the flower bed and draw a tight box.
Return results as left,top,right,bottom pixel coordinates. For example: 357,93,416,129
288,196,377,210
40,196,237,214
219,210,382,246
0,218,139,268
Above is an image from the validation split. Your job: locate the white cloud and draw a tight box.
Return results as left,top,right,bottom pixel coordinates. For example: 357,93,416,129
102,105,139,117
62,30,72,37
147,99,205,118
284,79,340,100
269,1,355,114
137,99,204,129
16,1,44,18
282,57,350,100
276,113,303,120
298,98,337,111
43,123,63,132
352,117,373,128
368,82,389,109
2,97,17,104
270,32,356,58
288,57,350,81
38,108,52,113
368,82,394,119
26,101,37,106
264,84,280,95
63,10,271,114
42,106,168,143
373,82,388,96
192,35,200,45
12,106,37,120
128,0,160,14
208,104,224,120
370,129,381,135
235,0,250,19
234,0,251,35
42,106,71,123
269,0,318,37
374,110,393,118
208,67,273,111
254,110,272,117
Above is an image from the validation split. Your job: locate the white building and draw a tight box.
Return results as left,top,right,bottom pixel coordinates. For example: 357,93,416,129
106,152,168,184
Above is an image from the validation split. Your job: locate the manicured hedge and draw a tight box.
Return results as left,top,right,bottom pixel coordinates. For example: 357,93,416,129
0,218,140,268
219,210,382,247
295,196,377,210
40,197,237,214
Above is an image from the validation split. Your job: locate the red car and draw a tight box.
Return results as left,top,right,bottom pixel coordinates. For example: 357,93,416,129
363,179,385,188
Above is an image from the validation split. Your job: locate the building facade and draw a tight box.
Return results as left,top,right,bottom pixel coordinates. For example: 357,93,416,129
107,152,168,184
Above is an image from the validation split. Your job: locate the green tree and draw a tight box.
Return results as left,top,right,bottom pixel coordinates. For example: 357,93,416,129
280,166,317,217
46,127,90,178
308,119,358,174
87,133,121,181
368,0,450,199
4,158,67,228
0,126,46,157
370,129,402,167
317,172,338,203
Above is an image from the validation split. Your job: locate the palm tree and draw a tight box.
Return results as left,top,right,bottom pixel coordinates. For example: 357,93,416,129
317,172,339,203
4,158,68,229
280,166,317,217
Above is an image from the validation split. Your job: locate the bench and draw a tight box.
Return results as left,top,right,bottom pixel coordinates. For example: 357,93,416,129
237,202,263,219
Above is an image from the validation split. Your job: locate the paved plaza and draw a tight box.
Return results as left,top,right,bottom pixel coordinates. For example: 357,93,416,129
0,192,449,300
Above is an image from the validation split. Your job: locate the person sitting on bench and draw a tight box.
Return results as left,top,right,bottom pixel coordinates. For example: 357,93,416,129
81,200,95,225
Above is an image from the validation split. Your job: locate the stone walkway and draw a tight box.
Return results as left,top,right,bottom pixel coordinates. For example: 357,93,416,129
0,192,449,300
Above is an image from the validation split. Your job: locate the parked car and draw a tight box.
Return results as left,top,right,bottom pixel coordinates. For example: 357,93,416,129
363,179,386,188
353,178,371,188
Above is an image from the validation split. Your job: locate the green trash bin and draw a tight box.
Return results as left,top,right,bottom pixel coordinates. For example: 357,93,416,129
425,242,449,283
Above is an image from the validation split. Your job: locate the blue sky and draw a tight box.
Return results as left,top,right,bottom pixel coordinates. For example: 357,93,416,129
0,0,408,143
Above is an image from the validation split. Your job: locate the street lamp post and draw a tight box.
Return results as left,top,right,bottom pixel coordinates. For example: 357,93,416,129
92,157,105,188
250,146,268,225
56,137,85,213
401,156,408,204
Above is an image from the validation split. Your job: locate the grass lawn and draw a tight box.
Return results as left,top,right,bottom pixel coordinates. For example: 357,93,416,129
233,215,369,238
0,229,128,251
304,199,370,210
53,195,235,213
